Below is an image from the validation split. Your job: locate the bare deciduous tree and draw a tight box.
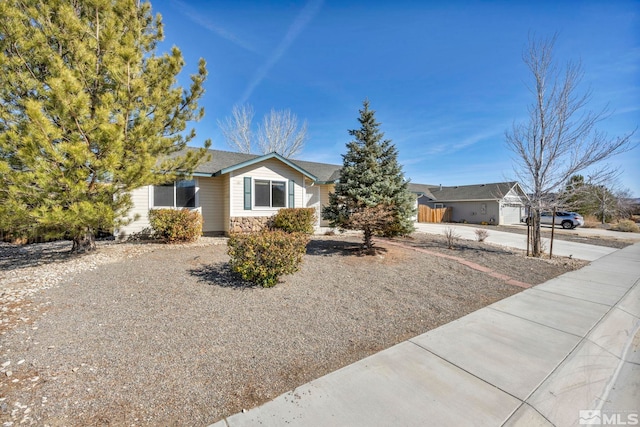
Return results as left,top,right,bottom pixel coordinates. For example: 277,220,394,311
218,105,307,158
506,34,635,257
217,104,253,154
257,109,307,158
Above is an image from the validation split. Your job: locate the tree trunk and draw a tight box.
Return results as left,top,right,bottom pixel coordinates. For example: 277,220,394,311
531,209,543,257
72,229,96,252
363,228,373,251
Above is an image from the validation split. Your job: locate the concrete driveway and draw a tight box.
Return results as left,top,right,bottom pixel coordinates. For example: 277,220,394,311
413,223,617,261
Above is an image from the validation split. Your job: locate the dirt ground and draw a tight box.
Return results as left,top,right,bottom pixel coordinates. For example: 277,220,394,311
0,234,588,426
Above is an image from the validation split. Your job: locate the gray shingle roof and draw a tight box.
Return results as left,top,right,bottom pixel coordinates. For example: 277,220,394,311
407,183,437,198
424,182,522,201
180,149,521,201
286,158,342,183
186,148,342,182
192,149,261,175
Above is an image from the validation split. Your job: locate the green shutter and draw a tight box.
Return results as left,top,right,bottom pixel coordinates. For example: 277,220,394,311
289,180,295,208
244,177,252,210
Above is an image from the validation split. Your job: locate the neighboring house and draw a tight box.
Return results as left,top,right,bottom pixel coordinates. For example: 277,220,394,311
415,182,529,225
118,148,345,237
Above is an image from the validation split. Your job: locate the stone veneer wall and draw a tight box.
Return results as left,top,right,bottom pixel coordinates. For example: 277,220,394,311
229,217,271,233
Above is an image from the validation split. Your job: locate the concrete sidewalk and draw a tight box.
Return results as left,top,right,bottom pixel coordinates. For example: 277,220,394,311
414,223,618,261
212,243,640,427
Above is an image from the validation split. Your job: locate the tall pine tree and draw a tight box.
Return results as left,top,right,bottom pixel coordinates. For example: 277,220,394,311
323,100,415,249
0,0,210,251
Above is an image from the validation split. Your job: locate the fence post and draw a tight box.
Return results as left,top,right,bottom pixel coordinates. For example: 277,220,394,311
526,208,531,257
549,206,556,259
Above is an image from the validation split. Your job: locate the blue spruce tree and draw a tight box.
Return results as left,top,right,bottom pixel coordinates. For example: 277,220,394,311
323,100,415,249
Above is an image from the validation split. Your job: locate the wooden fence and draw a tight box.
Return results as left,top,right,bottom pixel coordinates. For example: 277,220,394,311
418,206,452,223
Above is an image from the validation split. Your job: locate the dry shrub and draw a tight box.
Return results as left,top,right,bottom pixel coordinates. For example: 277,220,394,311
581,214,600,228
443,227,460,249
612,219,639,233
271,208,316,234
347,204,395,250
148,209,202,243
227,230,309,287
475,228,489,242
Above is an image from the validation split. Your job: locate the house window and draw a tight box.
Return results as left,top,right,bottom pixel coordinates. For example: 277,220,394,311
255,179,286,208
153,180,196,208
176,180,196,207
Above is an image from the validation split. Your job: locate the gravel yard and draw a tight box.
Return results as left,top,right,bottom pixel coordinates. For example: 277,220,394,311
1,233,587,426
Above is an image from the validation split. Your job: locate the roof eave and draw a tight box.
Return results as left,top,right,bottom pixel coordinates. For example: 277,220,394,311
192,172,214,177
431,198,505,202
212,152,318,181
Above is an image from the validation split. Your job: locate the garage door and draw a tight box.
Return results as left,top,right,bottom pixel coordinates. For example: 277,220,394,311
502,204,522,225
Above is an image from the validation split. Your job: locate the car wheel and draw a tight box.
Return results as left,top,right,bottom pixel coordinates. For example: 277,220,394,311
561,221,573,229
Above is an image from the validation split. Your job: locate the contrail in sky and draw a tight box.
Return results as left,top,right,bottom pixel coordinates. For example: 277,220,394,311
173,0,260,54
238,0,324,104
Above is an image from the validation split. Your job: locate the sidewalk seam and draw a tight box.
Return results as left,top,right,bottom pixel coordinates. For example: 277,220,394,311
485,306,592,340
500,402,558,427
517,275,638,415
406,339,524,403
530,287,615,308
594,320,640,412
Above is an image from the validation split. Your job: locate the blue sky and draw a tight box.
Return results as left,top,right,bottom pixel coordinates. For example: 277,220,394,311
150,0,640,196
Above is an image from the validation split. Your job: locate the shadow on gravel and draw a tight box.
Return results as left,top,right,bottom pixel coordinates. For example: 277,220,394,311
0,241,79,271
306,239,387,257
189,262,256,289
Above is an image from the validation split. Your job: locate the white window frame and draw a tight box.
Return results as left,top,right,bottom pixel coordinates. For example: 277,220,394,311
253,179,287,210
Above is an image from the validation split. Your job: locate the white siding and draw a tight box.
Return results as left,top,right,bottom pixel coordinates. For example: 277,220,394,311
229,158,306,217
223,174,230,234
411,197,419,222
501,188,525,225
319,184,334,227
305,181,321,227
503,188,525,204
118,186,151,238
199,176,226,233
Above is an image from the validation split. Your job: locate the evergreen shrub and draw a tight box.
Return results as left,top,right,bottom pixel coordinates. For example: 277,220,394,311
227,230,309,287
149,209,202,243
271,208,316,234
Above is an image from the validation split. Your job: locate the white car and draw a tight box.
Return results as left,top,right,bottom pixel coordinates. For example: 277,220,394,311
523,211,584,229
